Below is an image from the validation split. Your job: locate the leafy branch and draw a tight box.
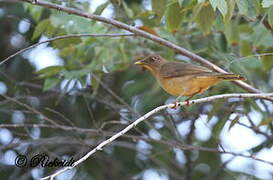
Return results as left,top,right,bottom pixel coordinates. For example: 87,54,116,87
0,33,134,66
14,0,271,96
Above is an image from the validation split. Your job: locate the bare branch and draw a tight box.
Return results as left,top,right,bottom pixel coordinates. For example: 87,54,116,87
14,0,269,95
39,93,273,179
0,94,59,126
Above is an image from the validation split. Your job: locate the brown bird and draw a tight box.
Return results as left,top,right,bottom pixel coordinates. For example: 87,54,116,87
135,55,245,100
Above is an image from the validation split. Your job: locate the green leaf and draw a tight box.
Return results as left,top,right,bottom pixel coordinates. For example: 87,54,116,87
117,39,129,69
247,0,261,19
209,0,228,16
217,0,228,16
240,41,252,56
198,0,206,3
259,117,273,126
122,1,134,18
235,0,248,15
91,73,102,97
252,24,273,47
261,52,273,70
213,113,228,138
207,99,226,120
224,21,239,45
94,2,109,15
62,69,90,80
224,0,235,23
32,19,50,40
43,78,61,91
267,6,273,27
177,0,184,6
251,141,272,153
152,0,167,23
228,115,240,131
214,33,228,52
239,24,253,34
36,66,64,79
230,56,262,79
194,3,215,35
50,13,105,34
209,0,218,10
262,0,273,8
165,1,183,33
59,46,77,58
214,15,225,31
52,38,81,49
136,11,157,27
158,29,178,43
24,4,43,22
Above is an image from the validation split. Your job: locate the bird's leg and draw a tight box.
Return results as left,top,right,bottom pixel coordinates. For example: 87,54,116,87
171,98,181,109
185,88,202,106
171,101,179,109
185,95,194,106
171,90,186,109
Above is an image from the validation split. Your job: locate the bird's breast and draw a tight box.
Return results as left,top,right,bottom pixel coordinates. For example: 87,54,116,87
158,75,222,97
158,76,192,96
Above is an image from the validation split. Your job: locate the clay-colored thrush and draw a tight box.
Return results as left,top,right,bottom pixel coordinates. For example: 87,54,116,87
135,55,245,99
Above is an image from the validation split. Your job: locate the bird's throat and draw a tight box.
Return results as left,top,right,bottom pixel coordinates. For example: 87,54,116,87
142,65,158,76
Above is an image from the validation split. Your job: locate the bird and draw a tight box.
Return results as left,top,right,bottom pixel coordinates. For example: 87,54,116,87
134,55,245,103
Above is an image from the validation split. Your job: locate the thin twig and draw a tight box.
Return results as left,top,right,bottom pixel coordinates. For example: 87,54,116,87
0,94,59,126
92,74,140,117
39,93,273,179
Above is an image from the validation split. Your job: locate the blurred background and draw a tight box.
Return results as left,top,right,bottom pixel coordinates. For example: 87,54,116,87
0,0,273,179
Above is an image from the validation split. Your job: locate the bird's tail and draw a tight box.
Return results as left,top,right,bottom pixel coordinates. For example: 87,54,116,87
215,73,246,81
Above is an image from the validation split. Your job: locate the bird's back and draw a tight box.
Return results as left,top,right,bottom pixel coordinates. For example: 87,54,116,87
159,61,212,78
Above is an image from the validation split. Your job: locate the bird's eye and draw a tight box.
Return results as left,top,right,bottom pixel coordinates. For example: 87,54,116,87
150,57,157,62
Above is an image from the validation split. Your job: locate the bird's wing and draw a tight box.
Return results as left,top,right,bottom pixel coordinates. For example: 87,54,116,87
159,62,213,78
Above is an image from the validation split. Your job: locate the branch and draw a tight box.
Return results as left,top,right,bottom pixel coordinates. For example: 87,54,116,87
0,94,59,126
2,122,272,166
40,93,273,179
0,33,134,66
16,0,268,95
229,118,273,141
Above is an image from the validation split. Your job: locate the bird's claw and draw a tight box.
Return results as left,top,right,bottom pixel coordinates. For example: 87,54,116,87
186,100,190,106
171,101,180,109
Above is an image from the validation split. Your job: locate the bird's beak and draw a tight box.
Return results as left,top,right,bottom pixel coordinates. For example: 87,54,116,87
134,60,144,65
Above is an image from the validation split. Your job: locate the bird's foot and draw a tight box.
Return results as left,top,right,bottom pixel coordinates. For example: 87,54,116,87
186,99,190,106
184,96,193,106
171,101,180,109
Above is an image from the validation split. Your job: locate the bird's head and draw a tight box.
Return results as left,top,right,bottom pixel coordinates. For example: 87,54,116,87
134,55,166,74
